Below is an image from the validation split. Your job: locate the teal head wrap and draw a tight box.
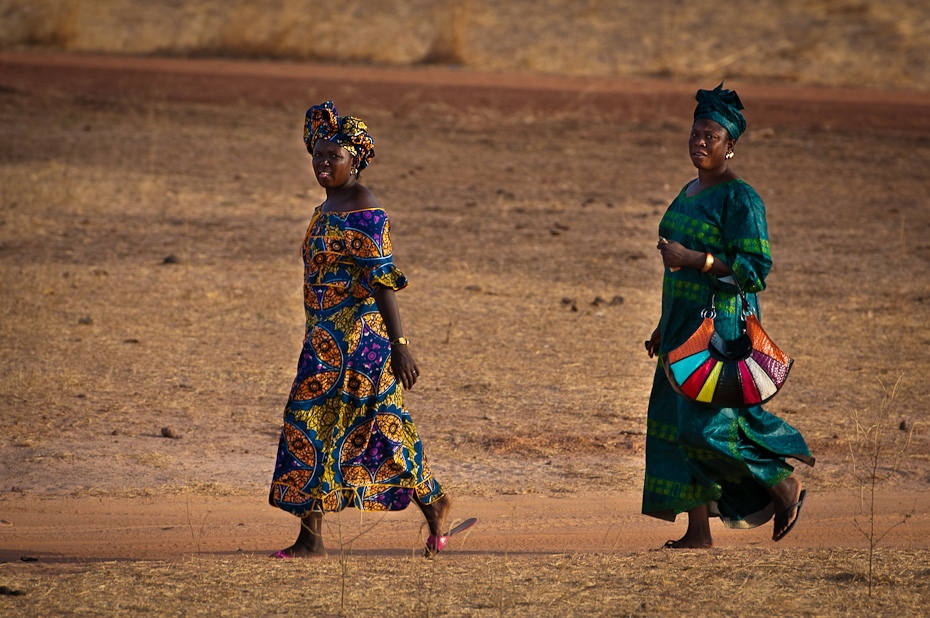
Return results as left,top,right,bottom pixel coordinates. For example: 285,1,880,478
694,83,746,141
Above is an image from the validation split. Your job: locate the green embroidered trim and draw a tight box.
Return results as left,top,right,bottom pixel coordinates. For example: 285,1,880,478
714,293,740,317
663,278,705,304
647,418,678,442
661,211,723,246
644,473,718,503
732,237,771,256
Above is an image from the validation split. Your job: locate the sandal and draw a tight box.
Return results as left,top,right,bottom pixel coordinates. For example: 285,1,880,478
425,517,478,557
773,489,807,542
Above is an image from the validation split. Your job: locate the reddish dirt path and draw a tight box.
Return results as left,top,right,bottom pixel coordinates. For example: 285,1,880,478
2,491,929,562
3,51,930,134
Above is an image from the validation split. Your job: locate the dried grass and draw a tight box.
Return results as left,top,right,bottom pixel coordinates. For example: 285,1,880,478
2,550,930,616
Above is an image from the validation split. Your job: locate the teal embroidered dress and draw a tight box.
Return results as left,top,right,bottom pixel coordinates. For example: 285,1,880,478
643,179,814,528
269,207,443,516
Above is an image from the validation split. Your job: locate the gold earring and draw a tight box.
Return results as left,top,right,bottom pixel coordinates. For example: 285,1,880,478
725,150,734,159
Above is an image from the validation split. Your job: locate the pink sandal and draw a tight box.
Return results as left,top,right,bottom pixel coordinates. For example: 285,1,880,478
425,517,478,557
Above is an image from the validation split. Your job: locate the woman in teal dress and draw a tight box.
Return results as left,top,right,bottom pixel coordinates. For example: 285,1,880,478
643,84,815,548
269,102,473,558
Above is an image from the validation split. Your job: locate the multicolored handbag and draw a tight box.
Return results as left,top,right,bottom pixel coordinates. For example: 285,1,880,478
662,286,793,408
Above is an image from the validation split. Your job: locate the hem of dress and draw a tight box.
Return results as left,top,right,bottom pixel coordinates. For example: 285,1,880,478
641,508,678,523
641,494,716,524
643,502,776,530
270,479,444,517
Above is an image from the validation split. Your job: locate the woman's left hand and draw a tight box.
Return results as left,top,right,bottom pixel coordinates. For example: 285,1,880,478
645,326,662,358
391,344,420,390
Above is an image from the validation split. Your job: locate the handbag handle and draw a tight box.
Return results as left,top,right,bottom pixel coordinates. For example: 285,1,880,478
702,277,754,321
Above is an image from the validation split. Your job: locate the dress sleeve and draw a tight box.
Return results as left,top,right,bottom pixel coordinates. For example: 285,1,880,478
718,183,772,294
344,210,409,292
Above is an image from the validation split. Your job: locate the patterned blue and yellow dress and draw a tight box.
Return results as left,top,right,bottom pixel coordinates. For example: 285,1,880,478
269,207,443,516
642,179,814,528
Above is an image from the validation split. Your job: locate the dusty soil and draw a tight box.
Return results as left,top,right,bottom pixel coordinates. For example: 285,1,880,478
1,52,930,615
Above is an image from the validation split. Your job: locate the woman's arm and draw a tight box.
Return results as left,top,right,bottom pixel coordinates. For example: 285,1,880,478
373,284,420,390
657,239,733,276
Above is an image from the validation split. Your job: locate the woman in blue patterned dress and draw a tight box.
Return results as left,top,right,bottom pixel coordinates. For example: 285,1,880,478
269,102,471,558
642,84,815,548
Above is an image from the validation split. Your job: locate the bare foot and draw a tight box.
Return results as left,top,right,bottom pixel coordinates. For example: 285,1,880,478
270,542,327,559
662,535,714,549
660,504,714,549
769,476,806,541
270,513,326,558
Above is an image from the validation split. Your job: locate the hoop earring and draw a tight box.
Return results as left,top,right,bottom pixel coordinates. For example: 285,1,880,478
725,150,734,160
350,168,357,175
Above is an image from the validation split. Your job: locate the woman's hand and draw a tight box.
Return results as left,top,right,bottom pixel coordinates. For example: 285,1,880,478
657,237,732,276
391,343,420,390
657,238,698,271
644,327,661,358
372,284,420,389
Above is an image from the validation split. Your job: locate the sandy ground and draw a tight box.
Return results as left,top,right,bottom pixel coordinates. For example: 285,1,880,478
2,491,930,563
1,52,930,569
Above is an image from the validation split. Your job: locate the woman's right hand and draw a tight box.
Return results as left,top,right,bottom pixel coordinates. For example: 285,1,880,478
657,237,693,271
390,344,420,390
644,327,661,358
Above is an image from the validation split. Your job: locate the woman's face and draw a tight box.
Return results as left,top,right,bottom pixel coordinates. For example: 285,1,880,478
311,139,356,188
689,118,733,171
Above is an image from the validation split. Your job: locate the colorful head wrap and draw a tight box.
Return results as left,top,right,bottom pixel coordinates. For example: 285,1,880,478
303,101,375,170
694,82,746,141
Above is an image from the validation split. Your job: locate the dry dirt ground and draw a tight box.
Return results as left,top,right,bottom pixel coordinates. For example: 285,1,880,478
1,52,930,616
